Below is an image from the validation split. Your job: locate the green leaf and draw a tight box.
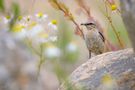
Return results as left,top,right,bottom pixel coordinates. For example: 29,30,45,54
10,2,20,31
0,0,5,12
12,2,20,17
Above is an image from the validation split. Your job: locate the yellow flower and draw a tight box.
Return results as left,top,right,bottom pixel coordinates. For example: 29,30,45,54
29,21,37,27
3,15,12,24
51,20,57,25
17,16,23,21
111,4,117,11
6,15,11,20
102,74,113,85
36,12,43,18
12,24,25,33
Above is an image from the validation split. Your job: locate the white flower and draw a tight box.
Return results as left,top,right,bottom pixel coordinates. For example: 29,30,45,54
35,12,48,22
3,15,12,24
49,36,58,42
48,22,57,30
44,45,61,59
11,24,27,39
35,32,49,43
27,24,44,38
23,15,32,22
36,38,49,43
35,12,48,18
66,42,78,52
17,15,23,22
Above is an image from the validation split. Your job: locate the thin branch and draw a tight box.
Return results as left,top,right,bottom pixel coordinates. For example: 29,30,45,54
26,38,41,56
37,44,45,77
29,0,36,13
102,0,124,48
49,0,85,39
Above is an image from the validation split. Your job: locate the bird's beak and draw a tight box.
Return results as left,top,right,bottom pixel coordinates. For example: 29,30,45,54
81,23,94,26
81,23,85,26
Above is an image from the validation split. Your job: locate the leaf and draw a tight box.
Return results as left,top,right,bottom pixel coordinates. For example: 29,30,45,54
10,2,20,31
12,3,20,17
0,0,5,11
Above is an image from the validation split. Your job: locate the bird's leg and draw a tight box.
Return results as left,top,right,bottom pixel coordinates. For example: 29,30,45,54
89,50,91,59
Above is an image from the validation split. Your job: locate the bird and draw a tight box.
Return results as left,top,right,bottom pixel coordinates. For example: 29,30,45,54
81,22,105,58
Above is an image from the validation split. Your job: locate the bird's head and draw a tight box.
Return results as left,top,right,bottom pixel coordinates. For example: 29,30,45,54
81,22,96,30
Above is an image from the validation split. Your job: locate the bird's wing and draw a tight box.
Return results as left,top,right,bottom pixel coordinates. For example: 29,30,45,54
98,31,105,42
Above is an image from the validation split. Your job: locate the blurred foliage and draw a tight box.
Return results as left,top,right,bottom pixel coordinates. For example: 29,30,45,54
0,0,131,90
0,0,5,12
10,2,20,30
57,20,79,63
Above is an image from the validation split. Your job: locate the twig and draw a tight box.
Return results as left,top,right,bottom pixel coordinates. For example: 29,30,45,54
37,44,45,77
102,0,124,48
50,0,85,39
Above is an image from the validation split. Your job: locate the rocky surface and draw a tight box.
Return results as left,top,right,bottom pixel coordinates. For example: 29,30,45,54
60,48,135,90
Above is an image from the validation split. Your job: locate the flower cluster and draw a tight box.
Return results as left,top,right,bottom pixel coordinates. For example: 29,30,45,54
0,12,78,60
0,12,58,44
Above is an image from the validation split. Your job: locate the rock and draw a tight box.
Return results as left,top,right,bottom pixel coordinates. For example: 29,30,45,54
60,48,135,90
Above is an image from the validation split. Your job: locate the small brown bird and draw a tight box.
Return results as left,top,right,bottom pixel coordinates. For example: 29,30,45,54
81,22,105,58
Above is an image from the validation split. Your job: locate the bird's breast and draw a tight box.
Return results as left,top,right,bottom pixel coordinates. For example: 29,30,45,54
85,30,104,54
